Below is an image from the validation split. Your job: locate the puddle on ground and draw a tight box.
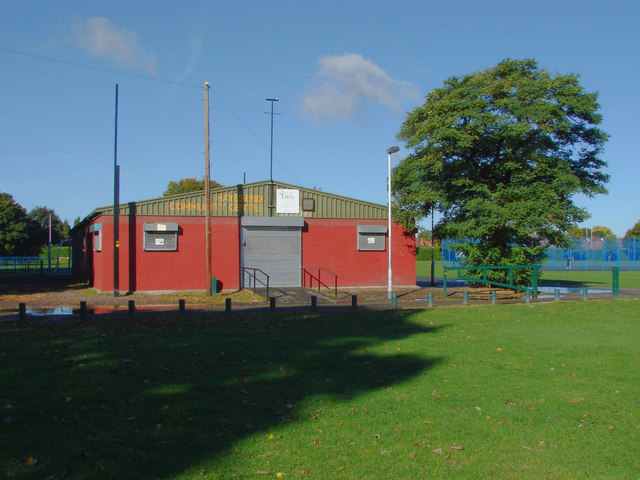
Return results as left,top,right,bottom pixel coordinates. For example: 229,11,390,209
537,286,611,295
26,307,74,316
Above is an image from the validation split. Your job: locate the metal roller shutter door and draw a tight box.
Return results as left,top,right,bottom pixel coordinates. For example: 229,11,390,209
242,226,301,287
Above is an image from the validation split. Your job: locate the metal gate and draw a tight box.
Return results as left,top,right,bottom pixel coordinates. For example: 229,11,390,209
241,217,304,287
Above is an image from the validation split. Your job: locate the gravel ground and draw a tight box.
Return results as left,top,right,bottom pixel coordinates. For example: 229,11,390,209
1,275,636,318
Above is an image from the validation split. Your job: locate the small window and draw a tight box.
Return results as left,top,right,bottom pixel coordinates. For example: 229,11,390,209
302,198,315,212
144,223,179,251
90,224,102,252
357,225,387,251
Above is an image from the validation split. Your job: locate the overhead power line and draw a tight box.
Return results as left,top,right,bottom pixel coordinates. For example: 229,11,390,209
1,46,301,183
0,47,200,88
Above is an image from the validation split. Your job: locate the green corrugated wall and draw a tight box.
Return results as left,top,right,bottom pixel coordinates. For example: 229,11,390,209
93,181,387,219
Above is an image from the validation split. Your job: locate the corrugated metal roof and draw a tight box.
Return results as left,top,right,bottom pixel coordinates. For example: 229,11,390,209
85,180,387,220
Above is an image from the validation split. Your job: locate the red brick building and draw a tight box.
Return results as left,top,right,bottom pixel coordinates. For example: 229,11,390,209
72,181,416,293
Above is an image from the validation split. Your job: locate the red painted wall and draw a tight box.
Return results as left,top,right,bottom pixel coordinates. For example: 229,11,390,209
302,219,415,287
81,215,415,292
88,215,243,292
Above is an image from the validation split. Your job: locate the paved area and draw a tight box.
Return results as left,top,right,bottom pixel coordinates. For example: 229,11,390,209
1,275,638,321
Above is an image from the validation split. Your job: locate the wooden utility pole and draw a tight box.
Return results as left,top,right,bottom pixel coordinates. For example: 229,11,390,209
204,81,212,296
113,84,120,297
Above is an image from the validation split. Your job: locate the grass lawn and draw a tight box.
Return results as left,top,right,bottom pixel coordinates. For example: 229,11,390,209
2,299,639,479
416,260,445,278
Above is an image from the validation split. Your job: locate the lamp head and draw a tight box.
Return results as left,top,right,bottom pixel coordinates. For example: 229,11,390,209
386,146,400,155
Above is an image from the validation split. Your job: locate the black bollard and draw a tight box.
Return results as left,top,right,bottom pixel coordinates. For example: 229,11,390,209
179,299,186,314
225,297,232,313
19,303,26,321
128,300,135,318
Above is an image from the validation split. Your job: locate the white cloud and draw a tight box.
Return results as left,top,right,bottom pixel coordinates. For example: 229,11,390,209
74,17,156,74
301,53,419,124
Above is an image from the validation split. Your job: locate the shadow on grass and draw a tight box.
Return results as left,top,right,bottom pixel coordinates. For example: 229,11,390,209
0,309,441,479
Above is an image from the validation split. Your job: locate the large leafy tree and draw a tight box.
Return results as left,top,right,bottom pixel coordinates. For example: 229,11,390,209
394,59,609,280
163,178,223,196
0,192,32,256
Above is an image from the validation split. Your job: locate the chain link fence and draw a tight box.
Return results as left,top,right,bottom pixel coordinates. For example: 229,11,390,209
442,237,640,271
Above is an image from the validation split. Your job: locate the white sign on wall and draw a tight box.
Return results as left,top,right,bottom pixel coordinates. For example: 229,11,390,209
276,189,299,214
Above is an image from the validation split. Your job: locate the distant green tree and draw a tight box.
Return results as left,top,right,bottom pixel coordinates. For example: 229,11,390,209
567,225,616,239
591,225,616,239
27,206,70,248
0,192,34,256
625,220,640,238
394,59,609,284
163,178,223,196
566,225,587,237
417,229,432,241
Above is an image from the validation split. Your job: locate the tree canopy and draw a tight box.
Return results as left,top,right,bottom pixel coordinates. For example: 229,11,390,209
0,194,69,256
394,58,609,278
27,206,70,247
163,178,223,196
626,220,640,238
0,192,31,256
567,224,616,239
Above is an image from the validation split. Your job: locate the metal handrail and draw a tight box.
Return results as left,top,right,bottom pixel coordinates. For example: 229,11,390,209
301,266,338,298
443,264,539,296
241,267,270,299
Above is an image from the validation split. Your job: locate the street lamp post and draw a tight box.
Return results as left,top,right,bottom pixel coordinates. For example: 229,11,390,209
386,146,400,300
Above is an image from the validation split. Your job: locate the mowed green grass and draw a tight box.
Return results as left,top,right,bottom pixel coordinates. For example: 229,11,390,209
416,260,640,288
2,300,639,479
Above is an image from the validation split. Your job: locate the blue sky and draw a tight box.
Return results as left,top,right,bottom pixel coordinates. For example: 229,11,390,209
1,0,638,237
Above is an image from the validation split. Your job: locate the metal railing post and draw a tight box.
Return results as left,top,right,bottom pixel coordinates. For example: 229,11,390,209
443,269,448,296
612,266,619,299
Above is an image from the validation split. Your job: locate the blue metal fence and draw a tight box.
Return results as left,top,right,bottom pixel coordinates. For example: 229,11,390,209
442,237,640,271
543,237,640,271
0,256,72,275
